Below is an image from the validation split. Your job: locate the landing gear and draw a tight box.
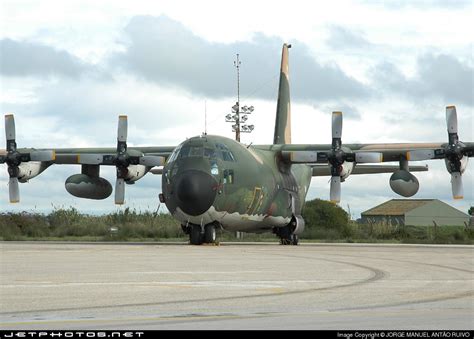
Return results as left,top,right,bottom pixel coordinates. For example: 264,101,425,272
189,224,203,245
274,225,299,246
204,223,217,243
186,222,218,245
279,234,298,245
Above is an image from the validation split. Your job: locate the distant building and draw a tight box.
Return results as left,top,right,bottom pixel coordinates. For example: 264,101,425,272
360,199,470,226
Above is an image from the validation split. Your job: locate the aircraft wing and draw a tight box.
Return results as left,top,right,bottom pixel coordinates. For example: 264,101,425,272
0,114,176,204
51,146,175,165
255,106,473,202
311,164,428,176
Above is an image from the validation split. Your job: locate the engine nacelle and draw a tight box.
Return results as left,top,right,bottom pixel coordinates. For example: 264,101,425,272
290,215,305,235
445,156,468,174
65,174,112,200
389,170,419,197
339,161,354,180
124,164,147,183
17,162,48,183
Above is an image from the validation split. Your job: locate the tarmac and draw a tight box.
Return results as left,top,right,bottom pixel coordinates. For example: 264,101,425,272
0,242,473,330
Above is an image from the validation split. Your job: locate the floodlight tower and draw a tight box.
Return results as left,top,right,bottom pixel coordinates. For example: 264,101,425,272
225,54,255,142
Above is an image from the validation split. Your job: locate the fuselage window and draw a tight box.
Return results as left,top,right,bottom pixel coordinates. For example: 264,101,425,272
223,169,234,184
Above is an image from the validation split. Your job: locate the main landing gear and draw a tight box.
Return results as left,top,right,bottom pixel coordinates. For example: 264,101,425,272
273,225,299,246
182,222,218,245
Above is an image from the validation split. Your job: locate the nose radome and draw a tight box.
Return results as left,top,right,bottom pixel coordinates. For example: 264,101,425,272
175,170,217,216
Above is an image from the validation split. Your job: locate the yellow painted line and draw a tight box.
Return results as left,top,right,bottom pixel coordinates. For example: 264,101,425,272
333,111,342,115
119,115,127,119
52,150,56,161
406,152,411,161
454,196,463,200
5,113,14,117
446,105,455,109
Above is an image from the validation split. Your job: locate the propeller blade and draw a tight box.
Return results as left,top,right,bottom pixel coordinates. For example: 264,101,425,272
77,154,103,165
450,172,463,200
5,114,16,143
8,177,20,203
446,106,458,135
355,152,383,163
332,111,343,140
115,178,125,205
407,149,436,161
139,156,164,167
117,115,128,143
30,150,56,162
330,176,341,203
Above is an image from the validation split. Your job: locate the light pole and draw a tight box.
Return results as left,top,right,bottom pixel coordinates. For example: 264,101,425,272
225,54,255,142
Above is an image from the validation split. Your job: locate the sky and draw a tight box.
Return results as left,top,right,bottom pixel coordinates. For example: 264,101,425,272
0,0,473,218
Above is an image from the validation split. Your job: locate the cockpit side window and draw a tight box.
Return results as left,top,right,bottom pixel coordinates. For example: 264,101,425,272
216,143,236,162
167,144,182,163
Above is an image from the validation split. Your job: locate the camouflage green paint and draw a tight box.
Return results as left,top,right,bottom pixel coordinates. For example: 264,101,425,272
273,43,291,145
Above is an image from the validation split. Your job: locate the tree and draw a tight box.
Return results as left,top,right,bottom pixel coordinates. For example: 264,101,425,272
302,199,349,231
469,206,474,216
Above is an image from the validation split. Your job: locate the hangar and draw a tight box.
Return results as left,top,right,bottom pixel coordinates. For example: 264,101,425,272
360,199,470,226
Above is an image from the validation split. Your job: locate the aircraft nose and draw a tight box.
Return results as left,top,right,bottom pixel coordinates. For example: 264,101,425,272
174,170,217,216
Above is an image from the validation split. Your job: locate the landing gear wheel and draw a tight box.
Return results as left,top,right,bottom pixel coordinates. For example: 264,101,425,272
189,224,203,245
291,234,299,245
278,233,299,246
204,224,217,244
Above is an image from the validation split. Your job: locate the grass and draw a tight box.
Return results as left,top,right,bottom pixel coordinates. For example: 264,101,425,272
0,207,472,244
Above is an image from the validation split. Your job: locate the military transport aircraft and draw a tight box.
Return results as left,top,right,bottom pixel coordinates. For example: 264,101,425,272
1,44,473,245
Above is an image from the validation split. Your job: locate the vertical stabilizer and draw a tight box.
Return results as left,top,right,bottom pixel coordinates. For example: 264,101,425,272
273,43,292,145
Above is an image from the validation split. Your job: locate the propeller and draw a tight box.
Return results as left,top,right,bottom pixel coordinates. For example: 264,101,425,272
1,114,55,203
114,115,128,204
407,106,473,199
76,115,164,205
322,111,383,203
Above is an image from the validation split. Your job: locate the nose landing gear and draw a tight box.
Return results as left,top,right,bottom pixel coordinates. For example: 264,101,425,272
184,222,218,245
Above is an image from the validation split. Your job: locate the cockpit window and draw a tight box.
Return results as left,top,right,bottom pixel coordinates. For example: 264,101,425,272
167,144,182,163
177,145,204,159
216,143,236,162
204,147,217,158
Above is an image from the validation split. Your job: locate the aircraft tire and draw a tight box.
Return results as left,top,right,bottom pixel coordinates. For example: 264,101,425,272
189,224,203,245
204,224,216,244
291,234,299,245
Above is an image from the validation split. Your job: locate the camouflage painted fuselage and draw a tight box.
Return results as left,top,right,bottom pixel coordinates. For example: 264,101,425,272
162,135,312,232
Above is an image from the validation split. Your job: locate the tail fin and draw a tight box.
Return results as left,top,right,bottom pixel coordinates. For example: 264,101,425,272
273,43,292,145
